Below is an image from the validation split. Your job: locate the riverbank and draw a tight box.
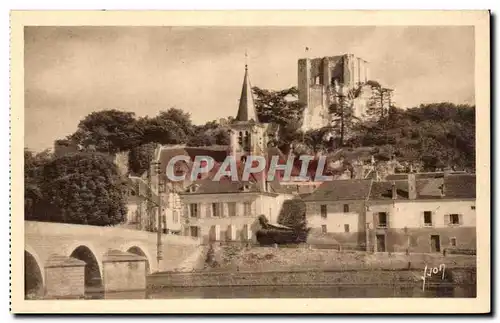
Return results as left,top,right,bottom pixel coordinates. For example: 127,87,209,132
148,267,476,290
198,244,476,273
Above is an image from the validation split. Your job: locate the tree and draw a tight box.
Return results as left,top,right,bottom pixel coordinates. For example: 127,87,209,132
25,149,53,220
69,110,141,154
128,142,157,176
277,199,307,230
156,108,194,138
303,127,335,154
187,121,230,147
252,86,305,149
39,152,127,226
328,89,358,147
136,115,187,145
365,80,394,121
353,102,475,171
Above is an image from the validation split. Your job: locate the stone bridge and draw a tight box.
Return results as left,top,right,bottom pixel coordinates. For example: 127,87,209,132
24,221,203,298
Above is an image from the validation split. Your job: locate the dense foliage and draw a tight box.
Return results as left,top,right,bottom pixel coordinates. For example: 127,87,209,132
354,103,475,170
128,142,157,177
252,86,305,151
25,151,128,226
277,199,307,230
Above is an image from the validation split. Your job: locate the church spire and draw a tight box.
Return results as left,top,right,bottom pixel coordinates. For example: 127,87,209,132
235,61,259,123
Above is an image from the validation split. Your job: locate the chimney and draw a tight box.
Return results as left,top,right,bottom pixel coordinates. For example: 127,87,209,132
391,181,397,200
408,173,417,200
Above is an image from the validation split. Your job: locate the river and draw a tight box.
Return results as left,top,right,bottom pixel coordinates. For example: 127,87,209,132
91,284,476,299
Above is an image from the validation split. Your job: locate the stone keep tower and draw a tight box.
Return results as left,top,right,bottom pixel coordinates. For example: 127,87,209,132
229,64,268,161
298,54,370,131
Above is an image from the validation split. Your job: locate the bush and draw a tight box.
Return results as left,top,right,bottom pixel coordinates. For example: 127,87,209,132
256,229,301,245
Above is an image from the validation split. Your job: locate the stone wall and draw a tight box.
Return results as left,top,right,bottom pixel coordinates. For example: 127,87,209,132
367,227,476,253
45,265,85,298
103,261,146,292
148,268,476,288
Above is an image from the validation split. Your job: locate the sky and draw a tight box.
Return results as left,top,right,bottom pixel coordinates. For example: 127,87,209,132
25,26,475,151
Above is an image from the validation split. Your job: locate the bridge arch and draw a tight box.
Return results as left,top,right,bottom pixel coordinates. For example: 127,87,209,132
120,241,153,274
24,245,44,299
66,242,103,291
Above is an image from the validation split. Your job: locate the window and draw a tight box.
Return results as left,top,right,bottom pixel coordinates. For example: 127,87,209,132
173,211,179,223
378,212,388,228
190,226,199,237
450,214,460,225
450,237,457,247
321,205,327,218
471,205,476,210
321,225,327,234
189,204,198,218
344,224,350,233
212,203,221,217
424,211,433,226
228,202,237,216
244,202,252,215
343,204,349,213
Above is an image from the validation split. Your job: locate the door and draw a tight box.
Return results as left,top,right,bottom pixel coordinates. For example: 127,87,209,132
376,234,386,252
430,235,441,252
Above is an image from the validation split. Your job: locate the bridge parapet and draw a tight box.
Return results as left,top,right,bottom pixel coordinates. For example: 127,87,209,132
24,221,203,299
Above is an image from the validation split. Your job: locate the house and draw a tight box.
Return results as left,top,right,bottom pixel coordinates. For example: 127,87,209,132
179,178,294,243
302,179,372,249
122,176,159,232
173,63,295,243
303,173,476,253
366,173,476,253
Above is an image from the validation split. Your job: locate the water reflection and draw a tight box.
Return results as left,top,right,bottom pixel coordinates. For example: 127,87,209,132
93,284,476,299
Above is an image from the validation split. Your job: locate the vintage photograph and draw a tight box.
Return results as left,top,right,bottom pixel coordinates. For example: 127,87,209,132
11,10,490,314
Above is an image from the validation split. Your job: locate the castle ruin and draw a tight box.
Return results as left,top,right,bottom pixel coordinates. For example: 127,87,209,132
298,54,375,131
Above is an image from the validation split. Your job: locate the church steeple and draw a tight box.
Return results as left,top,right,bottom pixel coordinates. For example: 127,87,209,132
235,64,259,123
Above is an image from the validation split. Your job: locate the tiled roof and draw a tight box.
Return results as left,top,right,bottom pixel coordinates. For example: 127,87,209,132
442,174,476,199
302,179,373,202
180,178,261,195
369,181,409,200
302,174,476,202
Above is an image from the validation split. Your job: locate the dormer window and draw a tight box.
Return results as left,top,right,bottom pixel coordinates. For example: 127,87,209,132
241,184,251,192
188,184,199,193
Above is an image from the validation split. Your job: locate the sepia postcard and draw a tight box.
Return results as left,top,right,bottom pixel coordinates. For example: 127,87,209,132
10,10,490,314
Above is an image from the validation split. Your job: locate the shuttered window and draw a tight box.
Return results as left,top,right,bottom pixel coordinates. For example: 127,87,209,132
423,211,432,226
321,205,327,218
212,203,221,217
228,202,237,216
244,202,252,215
189,204,198,218
445,214,462,225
